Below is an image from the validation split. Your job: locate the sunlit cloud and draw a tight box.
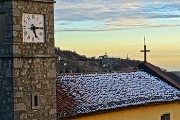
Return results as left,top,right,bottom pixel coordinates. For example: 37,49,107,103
55,0,180,31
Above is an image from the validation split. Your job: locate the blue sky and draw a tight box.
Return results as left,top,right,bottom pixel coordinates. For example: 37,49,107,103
54,0,180,71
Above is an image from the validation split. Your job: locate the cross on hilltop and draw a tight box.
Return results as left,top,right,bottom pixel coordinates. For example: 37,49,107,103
140,37,150,62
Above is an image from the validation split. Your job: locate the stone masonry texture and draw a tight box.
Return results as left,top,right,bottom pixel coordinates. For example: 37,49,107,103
0,0,57,120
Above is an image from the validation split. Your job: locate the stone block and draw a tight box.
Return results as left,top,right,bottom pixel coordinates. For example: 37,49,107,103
20,69,27,76
14,59,23,68
47,69,56,78
14,69,19,77
5,68,12,77
7,31,13,38
13,45,21,53
12,9,20,17
13,25,20,30
14,92,23,97
20,113,28,119
49,109,56,115
14,103,26,111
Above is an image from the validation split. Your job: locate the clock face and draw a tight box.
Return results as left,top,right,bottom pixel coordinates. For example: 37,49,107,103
22,13,45,43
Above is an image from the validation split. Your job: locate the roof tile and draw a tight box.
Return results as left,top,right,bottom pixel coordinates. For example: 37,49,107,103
57,71,180,119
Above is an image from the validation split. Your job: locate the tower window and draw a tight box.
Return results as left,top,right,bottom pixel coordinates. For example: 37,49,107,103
34,95,38,106
32,93,40,109
161,113,170,120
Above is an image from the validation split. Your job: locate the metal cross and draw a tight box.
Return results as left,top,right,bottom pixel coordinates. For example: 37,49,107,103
140,37,150,62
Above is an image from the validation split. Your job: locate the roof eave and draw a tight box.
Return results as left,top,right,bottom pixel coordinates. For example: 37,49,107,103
57,100,180,120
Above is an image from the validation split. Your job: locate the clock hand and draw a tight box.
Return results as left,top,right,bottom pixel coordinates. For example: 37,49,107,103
35,27,43,30
33,30,38,38
31,24,38,38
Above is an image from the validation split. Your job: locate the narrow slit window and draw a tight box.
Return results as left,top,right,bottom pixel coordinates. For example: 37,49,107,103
161,113,170,120
32,93,40,109
34,95,38,106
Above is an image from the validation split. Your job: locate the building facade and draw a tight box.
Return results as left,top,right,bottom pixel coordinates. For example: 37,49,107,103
72,102,180,120
73,102,180,120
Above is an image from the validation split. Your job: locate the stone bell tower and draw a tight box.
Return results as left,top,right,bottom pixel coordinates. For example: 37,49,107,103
0,0,56,120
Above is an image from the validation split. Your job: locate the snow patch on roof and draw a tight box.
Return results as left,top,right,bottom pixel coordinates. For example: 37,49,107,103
57,71,180,118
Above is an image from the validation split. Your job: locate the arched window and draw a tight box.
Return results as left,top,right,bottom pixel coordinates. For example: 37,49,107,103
161,113,170,120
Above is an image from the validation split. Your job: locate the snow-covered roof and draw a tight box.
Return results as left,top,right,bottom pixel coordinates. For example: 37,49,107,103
138,62,180,89
56,71,180,119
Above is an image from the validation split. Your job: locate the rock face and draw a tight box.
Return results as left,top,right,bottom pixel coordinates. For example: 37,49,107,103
0,0,56,120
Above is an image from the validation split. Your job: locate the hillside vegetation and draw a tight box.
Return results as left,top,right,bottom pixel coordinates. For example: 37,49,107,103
55,47,141,73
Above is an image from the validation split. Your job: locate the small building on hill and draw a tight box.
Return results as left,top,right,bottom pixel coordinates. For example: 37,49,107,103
56,63,180,120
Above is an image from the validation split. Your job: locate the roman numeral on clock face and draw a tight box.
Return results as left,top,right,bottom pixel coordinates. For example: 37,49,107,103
27,15,30,20
39,32,43,36
32,37,34,41
24,31,27,36
32,14,35,19
27,35,30,40
24,20,27,24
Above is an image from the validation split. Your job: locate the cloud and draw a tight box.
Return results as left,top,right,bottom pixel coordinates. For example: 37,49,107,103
55,0,180,31
56,23,180,32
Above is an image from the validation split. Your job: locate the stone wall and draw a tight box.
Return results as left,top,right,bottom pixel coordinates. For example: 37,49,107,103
13,57,56,120
0,1,14,120
0,58,14,120
0,0,57,120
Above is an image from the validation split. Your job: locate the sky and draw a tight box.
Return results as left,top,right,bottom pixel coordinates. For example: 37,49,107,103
54,0,180,71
